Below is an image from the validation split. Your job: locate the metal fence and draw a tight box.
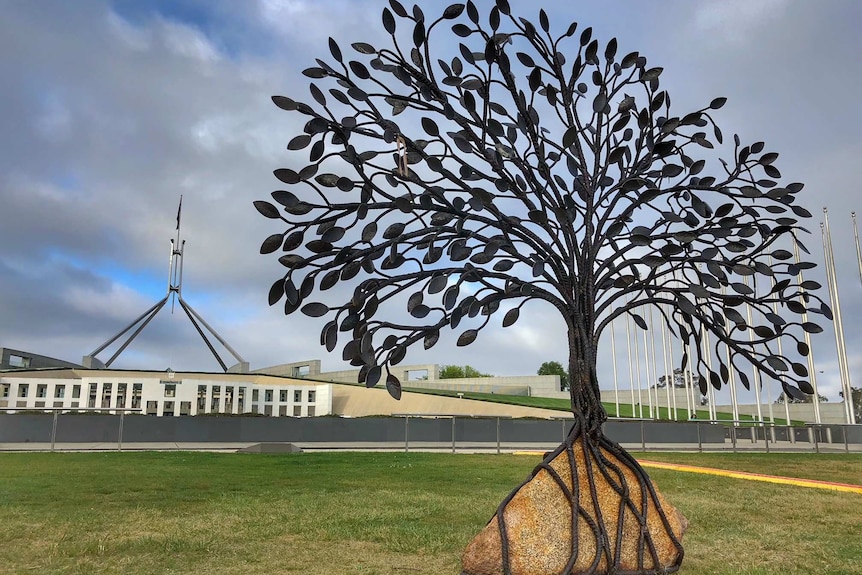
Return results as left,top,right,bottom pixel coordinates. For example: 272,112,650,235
0,410,859,453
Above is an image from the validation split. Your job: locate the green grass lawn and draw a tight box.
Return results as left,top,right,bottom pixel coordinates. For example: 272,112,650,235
404,386,803,425
0,452,859,575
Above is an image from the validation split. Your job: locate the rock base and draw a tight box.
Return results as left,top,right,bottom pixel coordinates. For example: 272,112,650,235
462,431,686,575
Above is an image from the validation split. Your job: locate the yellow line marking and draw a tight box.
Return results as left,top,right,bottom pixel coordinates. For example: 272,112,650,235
511,452,862,494
637,460,862,494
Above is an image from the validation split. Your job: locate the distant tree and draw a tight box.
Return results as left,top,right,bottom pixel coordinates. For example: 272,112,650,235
775,391,828,404
537,360,569,390
655,367,687,388
258,2,829,571
839,387,861,421
440,364,492,378
654,367,707,405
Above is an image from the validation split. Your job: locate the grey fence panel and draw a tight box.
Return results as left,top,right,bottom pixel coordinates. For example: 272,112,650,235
647,422,699,443
123,415,178,442
772,426,792,442
845,425,862,443
175,416,243,442
0,415,53,442
239,416,303,442
697,424,725,444
403,417,451,442
792,427,810,443
501,418,565,443
455,418,497,443
604,421,643,444
56,414,121,442
313,417,406,442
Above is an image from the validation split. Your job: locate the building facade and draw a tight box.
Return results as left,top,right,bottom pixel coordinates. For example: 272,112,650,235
0,370,332,417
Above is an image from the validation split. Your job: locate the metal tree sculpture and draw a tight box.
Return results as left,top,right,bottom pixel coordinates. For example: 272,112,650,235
257,1,828,572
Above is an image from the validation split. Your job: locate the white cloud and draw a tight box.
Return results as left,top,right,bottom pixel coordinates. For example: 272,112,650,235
35,93,73,142
62,282,154,323
692,0,790,47
0,0,860,411
106,10,153,52
161,19,221,63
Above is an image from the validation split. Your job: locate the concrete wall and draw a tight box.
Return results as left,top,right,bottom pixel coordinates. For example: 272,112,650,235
330,382,571,418
717,402,850,424
256,361,567,398
253,359,322,378
601,386,705,413
0,348,81,370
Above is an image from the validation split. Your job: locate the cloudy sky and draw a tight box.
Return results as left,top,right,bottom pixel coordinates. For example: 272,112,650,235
1,0,860,406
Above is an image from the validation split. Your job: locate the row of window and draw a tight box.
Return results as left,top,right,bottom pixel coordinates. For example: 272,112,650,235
140,400,316,417
2,382,318,406
252,388,316,403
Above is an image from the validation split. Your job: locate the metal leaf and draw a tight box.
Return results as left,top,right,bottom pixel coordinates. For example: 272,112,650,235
382,8,395,33
325,324,338,352
592,91,607,114
407,291,424,313
386,373,402,399
366,365,382,388
443,285,459,310
352,42,376,54
428,274,448,294
254,201,280,219
457,329,478,347
411,304,430,318
424,330,440,350
383,222,406,239
630,313,648,330
268,279,284,306
322,227,345,243
320,269,340,291
287,134,311,150
502,307,519,327
802,322,823,334
260,234,283,255
765,356,788,372
305,240,333,254
301,302,329,317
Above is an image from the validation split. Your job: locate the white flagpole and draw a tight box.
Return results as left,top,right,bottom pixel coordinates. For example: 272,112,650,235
756,267,776,423
610,318,620,418
822,212,855,424
743,276,764,423
648,307,663,419
702,326,717,421
633,314,645,419
853,211,862,288
720,285,740,424
794,242,822,424
769,255,792,425
659,305,675,420
643,317,655,419
683,341,694,419
625,306,638,418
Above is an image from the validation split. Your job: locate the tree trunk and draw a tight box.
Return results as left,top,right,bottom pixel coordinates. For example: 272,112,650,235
567,325,606,435
459,318,688,575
